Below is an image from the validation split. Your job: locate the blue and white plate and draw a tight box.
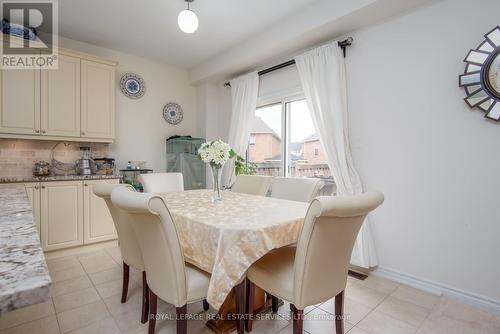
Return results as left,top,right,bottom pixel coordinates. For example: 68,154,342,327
162,102,184,125
120,73,146,99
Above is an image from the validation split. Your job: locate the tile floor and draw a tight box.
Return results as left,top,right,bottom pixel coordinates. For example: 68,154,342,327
1,243,499,334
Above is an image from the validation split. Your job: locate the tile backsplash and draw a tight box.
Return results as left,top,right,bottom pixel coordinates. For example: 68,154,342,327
0,139,111,178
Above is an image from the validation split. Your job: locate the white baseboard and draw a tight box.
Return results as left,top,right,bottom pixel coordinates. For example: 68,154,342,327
373,266,500,315
44,240,118,260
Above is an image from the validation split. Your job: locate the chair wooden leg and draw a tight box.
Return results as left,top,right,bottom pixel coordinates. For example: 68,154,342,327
335,290,345,334
235,280,246,334
246,280,255,332
176,305,187,334
148,290,157,334
141,271,149,324
121,262,130,303
292,304,303,334
202,299,209,311
272,296,279,313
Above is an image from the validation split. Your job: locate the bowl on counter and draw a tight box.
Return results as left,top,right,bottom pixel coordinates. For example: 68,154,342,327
32,161,51,177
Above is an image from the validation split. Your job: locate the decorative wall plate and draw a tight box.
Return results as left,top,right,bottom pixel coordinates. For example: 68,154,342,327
459,26,500,121
162,102,184,125
120,73,146,99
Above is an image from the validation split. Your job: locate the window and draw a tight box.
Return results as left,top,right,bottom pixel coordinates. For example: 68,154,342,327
248,103,282,176
248,98,331,181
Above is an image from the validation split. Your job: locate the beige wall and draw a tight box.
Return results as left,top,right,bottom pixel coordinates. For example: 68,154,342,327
197,0,500,311
345,0,500,307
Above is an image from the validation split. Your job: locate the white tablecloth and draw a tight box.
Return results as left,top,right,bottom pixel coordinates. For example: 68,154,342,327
158,189,308,310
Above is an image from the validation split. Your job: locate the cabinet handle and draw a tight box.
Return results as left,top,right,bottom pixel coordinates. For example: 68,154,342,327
84,183,88,187
81,132,86,136
41,185,46,189
41,130,46,134
34,129,40,133
34,186,39,190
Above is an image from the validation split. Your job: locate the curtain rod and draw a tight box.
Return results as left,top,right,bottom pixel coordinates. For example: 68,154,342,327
223,37,353,87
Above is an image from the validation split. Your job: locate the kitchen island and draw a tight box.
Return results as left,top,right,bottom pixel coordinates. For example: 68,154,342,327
0,173,121,184
0,184,51,314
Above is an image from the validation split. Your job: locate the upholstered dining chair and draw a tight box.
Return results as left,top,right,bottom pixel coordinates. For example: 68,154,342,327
111,187,211,334
231,175,274,196
93,184,149,323
139,172,184,193
244,191,384,334
270,177,324,202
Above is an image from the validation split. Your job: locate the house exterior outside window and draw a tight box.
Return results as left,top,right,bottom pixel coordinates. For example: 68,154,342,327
248,117,281,163
247,99,332,182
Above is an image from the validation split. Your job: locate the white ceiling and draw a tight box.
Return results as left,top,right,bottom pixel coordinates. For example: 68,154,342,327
189,0,435,83
58,0,319,68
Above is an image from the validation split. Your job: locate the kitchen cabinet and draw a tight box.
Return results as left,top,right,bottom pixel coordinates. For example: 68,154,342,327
81,60,115,140
40,53,81,137
0,69,40,135
23,179,119,251
25,182,41,236
40,181,83,251
0,48,116,142
83,179,118,244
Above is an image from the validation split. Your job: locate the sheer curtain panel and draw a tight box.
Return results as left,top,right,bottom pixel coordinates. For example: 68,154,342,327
224,72,259,186
295,42,378,268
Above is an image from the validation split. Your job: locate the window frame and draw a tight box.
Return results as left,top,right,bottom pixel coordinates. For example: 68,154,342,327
253,92,307,177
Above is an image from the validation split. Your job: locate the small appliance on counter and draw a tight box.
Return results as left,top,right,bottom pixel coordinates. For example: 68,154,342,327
32,161,51,177
75,147,95,175
94,158,116,175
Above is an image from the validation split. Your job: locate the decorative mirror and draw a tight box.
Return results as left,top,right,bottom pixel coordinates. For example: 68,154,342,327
459,26,500,121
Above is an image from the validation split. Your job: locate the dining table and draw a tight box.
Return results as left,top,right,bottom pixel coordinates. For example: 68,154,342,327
158,189,309,333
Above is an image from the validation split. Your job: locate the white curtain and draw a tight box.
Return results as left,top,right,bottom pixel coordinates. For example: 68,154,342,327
295,42,378,268
224,72,259,186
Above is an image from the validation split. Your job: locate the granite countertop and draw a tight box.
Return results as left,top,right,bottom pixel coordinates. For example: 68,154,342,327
0,174,121,184
0,184,51,314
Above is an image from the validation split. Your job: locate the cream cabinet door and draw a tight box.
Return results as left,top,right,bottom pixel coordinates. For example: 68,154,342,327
25,182,41,238
0,69,40,135
81,60,115,140
83,179,118,244
41,54,81,137
41,181,83,251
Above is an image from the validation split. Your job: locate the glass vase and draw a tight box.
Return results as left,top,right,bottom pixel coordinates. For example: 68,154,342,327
211,165,222,202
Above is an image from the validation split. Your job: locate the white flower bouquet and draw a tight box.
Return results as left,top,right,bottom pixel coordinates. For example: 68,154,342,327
198,140,232,169
197,139,234,201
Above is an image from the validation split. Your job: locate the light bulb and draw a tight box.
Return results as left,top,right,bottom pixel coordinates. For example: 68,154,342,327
178,9,199,34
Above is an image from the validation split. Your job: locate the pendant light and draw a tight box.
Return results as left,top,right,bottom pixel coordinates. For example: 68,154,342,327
178,0,199,34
